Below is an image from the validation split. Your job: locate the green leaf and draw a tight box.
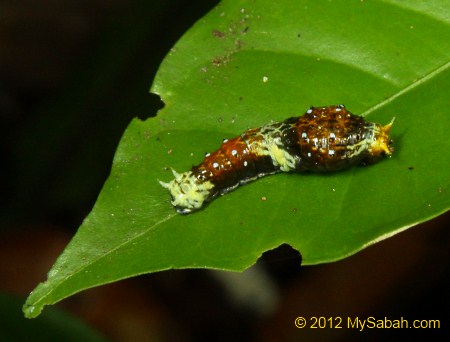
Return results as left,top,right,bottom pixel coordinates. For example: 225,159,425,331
24,0,450,318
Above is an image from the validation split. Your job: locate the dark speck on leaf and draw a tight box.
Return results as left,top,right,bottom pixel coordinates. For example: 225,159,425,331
212,29,225,38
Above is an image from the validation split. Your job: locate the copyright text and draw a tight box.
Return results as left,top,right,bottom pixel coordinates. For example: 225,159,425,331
293,316,440,331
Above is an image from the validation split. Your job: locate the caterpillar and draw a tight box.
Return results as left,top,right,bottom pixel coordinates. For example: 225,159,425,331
159,105,394,214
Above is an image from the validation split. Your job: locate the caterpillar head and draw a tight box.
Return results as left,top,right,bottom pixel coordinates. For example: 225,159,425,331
366,118,395,163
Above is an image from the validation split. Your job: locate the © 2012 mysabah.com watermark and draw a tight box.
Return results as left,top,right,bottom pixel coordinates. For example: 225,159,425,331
294,316,440,331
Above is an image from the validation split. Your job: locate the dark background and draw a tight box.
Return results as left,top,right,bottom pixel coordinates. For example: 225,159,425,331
1,1,449,340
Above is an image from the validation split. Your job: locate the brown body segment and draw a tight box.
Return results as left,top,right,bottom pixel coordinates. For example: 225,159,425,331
291,105,382,171
191,137,251,191
191,132,276,199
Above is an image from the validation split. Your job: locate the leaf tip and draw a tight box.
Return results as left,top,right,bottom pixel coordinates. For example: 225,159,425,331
22,301,43,319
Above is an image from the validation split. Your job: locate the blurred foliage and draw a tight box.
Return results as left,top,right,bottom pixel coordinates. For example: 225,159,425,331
0,293,106,341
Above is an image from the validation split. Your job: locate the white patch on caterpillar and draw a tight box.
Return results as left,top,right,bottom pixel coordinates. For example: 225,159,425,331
345,139,368,159
340,123,376,160
266,140,298,172
251,123,299,172
159,169,214,214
